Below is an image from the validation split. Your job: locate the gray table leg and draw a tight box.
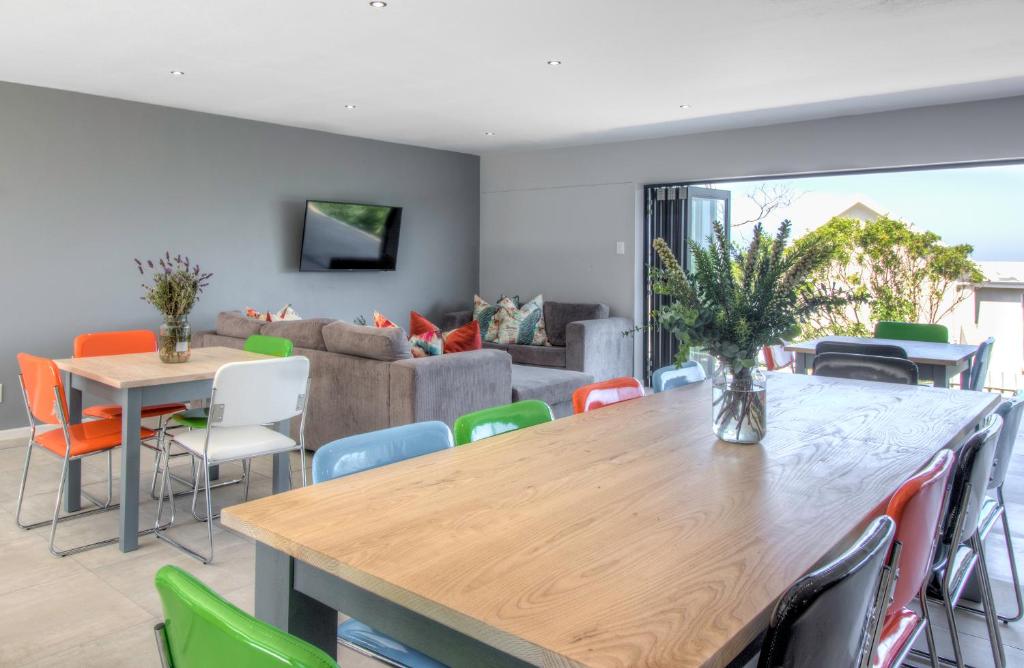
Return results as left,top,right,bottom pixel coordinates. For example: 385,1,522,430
208,465,220,481
795,352,811,375
64,379,83,513
930,364,949,388
255,543,337,657
119,388,142,552
272,419,292,494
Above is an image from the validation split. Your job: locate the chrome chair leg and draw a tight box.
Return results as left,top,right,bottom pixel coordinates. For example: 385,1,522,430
242,459,251,502
974,535,1006,668
47,453,118,557
156,453,213,565
919,589,941,668
997,486,1024,623
14,436,36,529
941,577,966,668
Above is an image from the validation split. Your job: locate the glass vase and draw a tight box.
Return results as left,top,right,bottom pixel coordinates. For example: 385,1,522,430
159,316,192,363
712,363,766,444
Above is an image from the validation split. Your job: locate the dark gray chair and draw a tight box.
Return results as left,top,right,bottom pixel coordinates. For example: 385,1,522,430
815,341,908,359
966,337,995,391
961,395,1024,624
758,515,895,668
813,352,919,385
929,414,1005,668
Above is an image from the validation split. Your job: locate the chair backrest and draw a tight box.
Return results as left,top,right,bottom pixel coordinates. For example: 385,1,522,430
874,321,949,343
943,414,1003,548
990,395,1024,489
884,449,955,617
815,341,908,359
763,345,795,372
652,361,707,393
74,329,157,357
209,357,310,428
244,334,294,358
16,353,68,426
453,400,554,446
758,516,895,668
572,377,644,414
967,337,995,392
154,565,338,668
312,421,453,484
813,353,919,385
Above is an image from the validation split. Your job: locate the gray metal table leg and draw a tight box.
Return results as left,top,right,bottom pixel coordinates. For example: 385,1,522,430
272,419,292,494
255,544,337,657
119,387,142,552
930,364,950,388
795,352,811,374
64,379,83,513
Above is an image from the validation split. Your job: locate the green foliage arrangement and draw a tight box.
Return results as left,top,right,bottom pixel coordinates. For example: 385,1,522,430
796,215,984,338
650,220,841,371
135,253,213,319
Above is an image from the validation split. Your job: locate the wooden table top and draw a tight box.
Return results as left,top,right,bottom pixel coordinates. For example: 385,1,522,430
54,346,271,389
785,335,978,366
222,373,998,668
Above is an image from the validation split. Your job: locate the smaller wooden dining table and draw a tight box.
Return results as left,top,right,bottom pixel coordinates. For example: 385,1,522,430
785,335,978,387
54,346,292,552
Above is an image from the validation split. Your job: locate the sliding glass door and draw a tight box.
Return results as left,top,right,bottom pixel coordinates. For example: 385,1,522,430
642,184,730,382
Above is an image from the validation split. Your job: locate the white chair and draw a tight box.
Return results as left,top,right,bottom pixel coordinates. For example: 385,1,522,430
763,343,795,372
651,361,706,392
154,356,311,564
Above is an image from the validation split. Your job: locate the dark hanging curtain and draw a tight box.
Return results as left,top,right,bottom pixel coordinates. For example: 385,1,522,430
643,185,686,384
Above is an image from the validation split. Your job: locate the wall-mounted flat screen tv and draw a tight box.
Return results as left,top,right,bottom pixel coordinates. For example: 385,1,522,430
299,200,402,271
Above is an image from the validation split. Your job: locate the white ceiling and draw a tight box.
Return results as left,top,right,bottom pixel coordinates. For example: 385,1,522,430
2,0,1023,154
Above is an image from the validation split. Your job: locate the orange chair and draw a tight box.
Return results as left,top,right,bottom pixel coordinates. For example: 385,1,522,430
15,353,157,556
572,377,645,414
75,330,188,497
870,449,955,668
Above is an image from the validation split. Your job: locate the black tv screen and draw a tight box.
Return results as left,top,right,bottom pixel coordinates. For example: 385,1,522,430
299,200,402,271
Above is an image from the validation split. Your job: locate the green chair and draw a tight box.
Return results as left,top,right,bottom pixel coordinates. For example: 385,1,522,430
172,335,293,429
453,399,554,446
874,321,949,343
154,565,337,668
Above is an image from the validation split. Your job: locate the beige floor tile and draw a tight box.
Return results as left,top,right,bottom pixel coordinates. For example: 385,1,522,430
0,570,152,666
21,620,163,668
0,535,89,596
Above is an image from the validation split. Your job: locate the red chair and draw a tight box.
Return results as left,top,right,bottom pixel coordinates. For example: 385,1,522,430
15,353,157,556
572,377,645,414
762,344,794,372
75,330,188,497
871,449,955,668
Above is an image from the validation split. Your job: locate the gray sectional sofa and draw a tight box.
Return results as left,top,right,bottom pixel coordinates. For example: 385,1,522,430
196,306,632,450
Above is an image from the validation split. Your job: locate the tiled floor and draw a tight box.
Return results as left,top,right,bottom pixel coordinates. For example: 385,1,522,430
1,423,1022,667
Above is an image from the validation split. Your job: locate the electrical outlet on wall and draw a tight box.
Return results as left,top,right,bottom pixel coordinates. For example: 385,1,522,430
615,241,626,255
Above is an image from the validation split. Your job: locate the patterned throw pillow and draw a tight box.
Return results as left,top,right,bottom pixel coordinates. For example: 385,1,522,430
245,304,302,322
373,311,399,329
472,295,503,343
494,294,549,346
408,311,445,357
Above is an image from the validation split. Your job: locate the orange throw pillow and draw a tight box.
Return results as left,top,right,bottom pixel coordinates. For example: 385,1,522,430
443,320,481,353
373,311,399,329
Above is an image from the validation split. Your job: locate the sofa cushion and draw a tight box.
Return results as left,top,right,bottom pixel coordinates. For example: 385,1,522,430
484,341,565,368
510,364,593,408
216,311,265,339
544,302,610,347
323,321,412,361
260,318,333,351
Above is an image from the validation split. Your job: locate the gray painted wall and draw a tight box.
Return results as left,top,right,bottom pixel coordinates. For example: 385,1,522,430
0,82,479,429
480,95,1024,351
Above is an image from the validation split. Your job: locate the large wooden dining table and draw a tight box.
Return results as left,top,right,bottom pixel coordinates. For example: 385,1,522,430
54,346,290,552
222,372,998,668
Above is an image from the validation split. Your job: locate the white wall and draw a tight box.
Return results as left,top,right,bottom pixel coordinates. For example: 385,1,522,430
480,95,1024,327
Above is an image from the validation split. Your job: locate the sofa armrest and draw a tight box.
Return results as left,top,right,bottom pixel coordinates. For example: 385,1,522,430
441,310,473,331
389,349,512,428
565,317,634,381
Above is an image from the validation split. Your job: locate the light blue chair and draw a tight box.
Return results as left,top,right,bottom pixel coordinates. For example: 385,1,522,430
312,421,453,668
651,361,707,393
966,336,995,391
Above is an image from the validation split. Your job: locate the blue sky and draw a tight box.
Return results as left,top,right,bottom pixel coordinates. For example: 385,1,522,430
713,163,1024,261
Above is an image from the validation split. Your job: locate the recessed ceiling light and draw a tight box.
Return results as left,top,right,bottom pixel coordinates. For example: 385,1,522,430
369,1,387,6
483,131,495,136
345,104,357,109
679,104,691,109
546,60,563,66
169,70,185,76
